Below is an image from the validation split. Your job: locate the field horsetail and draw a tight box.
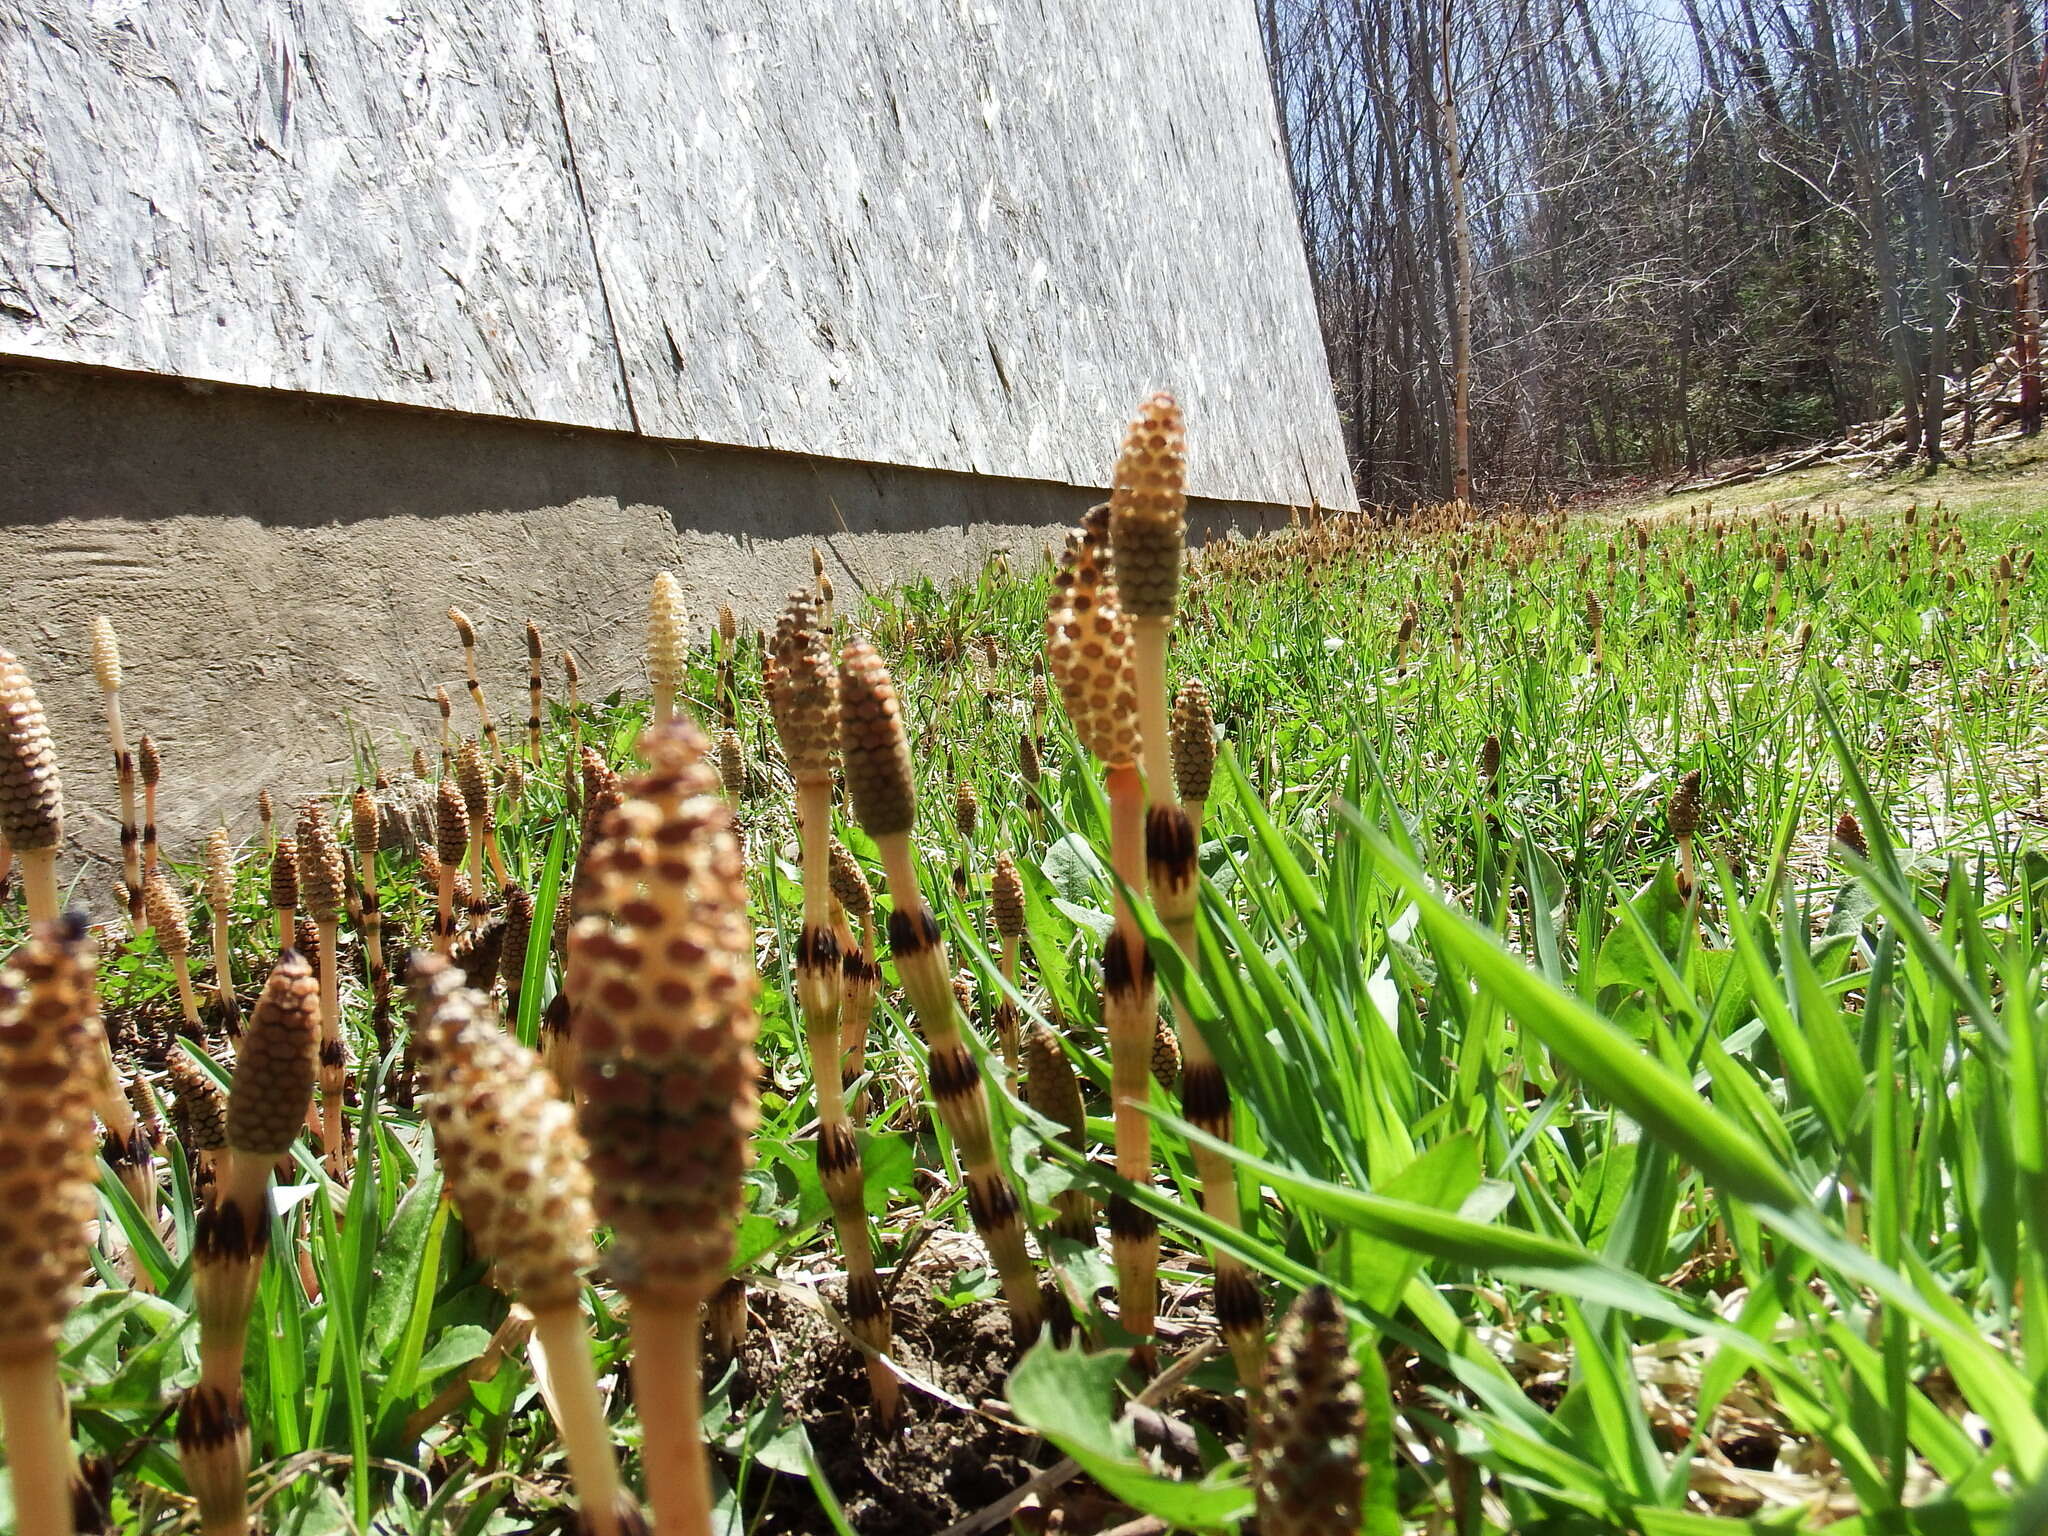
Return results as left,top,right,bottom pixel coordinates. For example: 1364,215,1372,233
568,721,759,1536
1,391,2044,1536
768,592,899,1419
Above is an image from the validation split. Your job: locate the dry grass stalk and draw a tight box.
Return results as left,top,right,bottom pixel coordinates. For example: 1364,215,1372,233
839,639,1045,1341
409,956,638,1536
1047,507,1157,1360
447,608,501,760
769,593,897,1417
0,917,104,1536
203,829,243,1036
1251,1286,1363,1536
704,1276,748,1361
568,721,759,1536
647,572,687,728
89,618,145,928
297,806,348,1171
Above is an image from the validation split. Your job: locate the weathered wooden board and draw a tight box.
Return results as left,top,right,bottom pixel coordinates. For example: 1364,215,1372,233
0,0,627,426
0,0,1354,508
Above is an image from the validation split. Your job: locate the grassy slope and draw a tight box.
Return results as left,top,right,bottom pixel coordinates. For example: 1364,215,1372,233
1608,440,2048,523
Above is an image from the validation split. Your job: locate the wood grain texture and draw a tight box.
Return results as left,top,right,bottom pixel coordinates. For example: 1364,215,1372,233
0,0,1353,509
0,0,626,426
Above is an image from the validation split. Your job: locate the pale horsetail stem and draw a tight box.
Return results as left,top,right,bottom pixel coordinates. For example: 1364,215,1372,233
433,780,468,956
434,685,454,773
0,648,65,923
90,618,145,928
647,572,687,728
1047,507,1157,1361
139,732,161,878
182,949,319,1536
524,620,545,761
840,639,1046,1342
203,829,243,1037
770,592,897,1419
409,957,638,1536
297,806,349,1172
829,837,879,1116
1107,391,1186,803
0,670,151,1231
268,836,297,952
447,608,500,760
455,737,503,887
568,722,758,1536
1251,1287,1364,1536
0,917,105,1536
144,867,207,1042
990,852,1026,1081
350,789,390,1065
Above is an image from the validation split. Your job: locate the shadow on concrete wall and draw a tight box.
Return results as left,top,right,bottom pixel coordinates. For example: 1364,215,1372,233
0,360,1282,580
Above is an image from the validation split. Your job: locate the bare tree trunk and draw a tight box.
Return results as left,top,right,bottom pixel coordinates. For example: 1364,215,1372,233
1439,0,1476,502
1909,0,1948,466
2009,1,2043,432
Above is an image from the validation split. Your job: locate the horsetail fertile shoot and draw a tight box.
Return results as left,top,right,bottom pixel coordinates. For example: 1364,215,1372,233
568,721,758,1536
648,572,686,728
409,956,639,1536
1047,506,1157,1361
296,804,348,1170
90,618,145,928
839,639,1045,1342
0,917,104,1536
180,950,320,1536
0,648,64,922
448,607,500,760
203,828,242,1035
769,592,897,1419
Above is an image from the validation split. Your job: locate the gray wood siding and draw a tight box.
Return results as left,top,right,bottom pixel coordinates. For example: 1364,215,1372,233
0,0,1353,508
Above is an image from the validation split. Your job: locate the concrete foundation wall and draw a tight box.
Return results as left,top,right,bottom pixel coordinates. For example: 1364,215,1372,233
0,362,1282,883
